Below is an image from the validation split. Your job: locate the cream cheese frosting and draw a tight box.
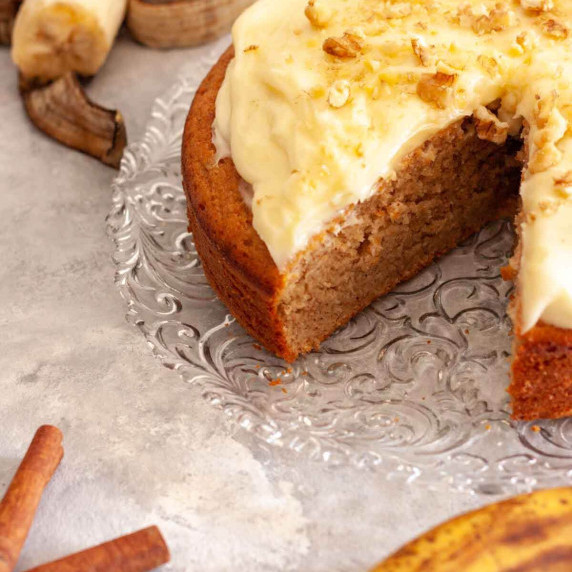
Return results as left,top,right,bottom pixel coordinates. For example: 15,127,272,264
213,0,572,333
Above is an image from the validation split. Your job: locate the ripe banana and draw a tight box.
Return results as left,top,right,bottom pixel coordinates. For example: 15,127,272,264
11,0,127,80
371,487,572,572
127,0,254,49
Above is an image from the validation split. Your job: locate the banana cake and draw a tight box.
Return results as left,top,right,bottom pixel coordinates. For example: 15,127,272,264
182,0,572,420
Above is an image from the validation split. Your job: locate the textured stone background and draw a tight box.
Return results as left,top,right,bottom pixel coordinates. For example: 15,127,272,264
0,33,487,571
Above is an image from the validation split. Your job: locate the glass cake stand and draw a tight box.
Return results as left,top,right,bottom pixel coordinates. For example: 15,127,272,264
107,44,572,495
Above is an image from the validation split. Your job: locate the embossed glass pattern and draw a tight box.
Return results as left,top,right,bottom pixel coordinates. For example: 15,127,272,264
107,46,572,495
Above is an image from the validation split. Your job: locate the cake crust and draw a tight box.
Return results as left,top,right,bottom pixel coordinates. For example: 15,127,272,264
182,47,293,359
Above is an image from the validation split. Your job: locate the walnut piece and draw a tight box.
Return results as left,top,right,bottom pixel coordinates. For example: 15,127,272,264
541,18,568,39
529,145,562,174
416,71,456,109
537,199,562,216
520,0,553,11
305,0,332,29
411,37,433,67
528,95,567,174
554,171,572,197
328,80,351,108
477,54,499,77
474,106,509,144
534,91,558,128
323,32,363,58
458,3,515,34
381,2,412,19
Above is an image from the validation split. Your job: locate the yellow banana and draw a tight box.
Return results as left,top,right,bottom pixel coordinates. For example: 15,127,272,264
372,488,572,572
11,0,127,80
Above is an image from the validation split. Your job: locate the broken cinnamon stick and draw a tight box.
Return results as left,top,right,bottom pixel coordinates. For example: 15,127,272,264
0,426,63,572
22,526,170,572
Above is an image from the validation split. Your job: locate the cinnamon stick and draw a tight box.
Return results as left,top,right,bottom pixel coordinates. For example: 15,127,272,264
0,426,63,572
22,526,170,572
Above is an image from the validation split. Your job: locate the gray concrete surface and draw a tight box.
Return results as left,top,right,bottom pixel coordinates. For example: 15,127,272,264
0,33,487,571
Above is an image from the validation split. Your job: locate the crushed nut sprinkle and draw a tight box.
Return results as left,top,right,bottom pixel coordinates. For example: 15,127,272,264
475,4,515,34
554,172,572,197
380,2,412,19
541,17,569,39
520,0,553,12
457,3,515,34
416,71,457,109
323,32,364,58
474,106,509,144
528,93,567,173
534,91,559,128
411,37,433,67
243,45,259,53
305,0,332,28
529,144,563,173
515,31,533,51
477,54,499,77
328,80,351,108
554,171,572,187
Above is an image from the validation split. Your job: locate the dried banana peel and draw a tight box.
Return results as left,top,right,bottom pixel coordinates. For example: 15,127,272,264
371,487,572,572
20,73,127,168
12,0,127,81
0,0,21,44
127,0,254,49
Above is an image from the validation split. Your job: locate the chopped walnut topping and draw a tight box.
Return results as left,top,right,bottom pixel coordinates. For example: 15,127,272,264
554,171,572,197
411,37,433,67
533,109,567,148
477,55,499,77
476,4,515,34
529,145,563,174
416,71,456,109
520,0,553,11
541,18,569,39
458,3,515,34
377,2,412,19
328,80,351,108
305,0,332,28
474,106,509,144
534,91,558,128
346,27,366,42
515,31,534,52
436,61,458,75
529,95,567,173
323,32,363,58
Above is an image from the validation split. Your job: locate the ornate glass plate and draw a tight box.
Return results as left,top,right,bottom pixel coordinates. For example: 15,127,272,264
107,44,572,495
